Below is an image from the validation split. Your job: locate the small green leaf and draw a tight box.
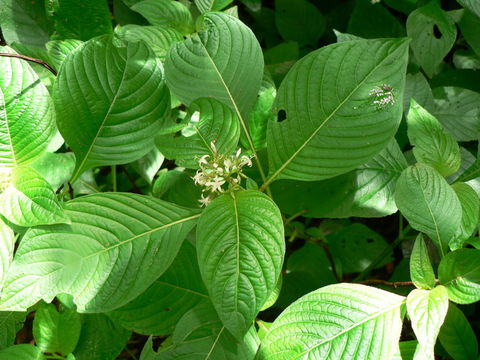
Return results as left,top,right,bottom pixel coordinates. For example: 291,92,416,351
450,183,480,250
152,169,201,208
196,190,284,339
142,301,259,359
410,234,436,290
30,152,76,191
0,312,26,350
114,25,183,61
407,1,457,77
156,98,241,168
131,0,194,35
438,248,480,304
46,40,83,70
0,344,43,360
108,241,208,335
130,147,164,184
267,38,409,182
438,303,479,360
53,35,170,182
0,166,69,227
32,303,81,355
258,283,405,360
0,193,199,312
459,9,480,57
195,0,233,13
394,164,462,255
407,286,449,360
403,73,434,115
407,99,461,177
74,314,130,360
0,46,56,168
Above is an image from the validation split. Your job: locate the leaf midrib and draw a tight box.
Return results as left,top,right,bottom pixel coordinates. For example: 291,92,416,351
267,41,404,184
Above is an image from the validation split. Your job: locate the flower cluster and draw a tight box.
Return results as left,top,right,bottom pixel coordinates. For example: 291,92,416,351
193,142,253,206
369,84,396,108
0,167,12,193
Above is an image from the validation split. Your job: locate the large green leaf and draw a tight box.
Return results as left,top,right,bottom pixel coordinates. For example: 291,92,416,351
0,47,56,168
0,344,43,360
53,35,170,183
407,1,457,77
266,38,409,183
257,283,405,360
195,0,233,13
114,25,183,61
157,98,241,168
196,190,284,339
406,286,449,360
432,87,480,142
410,234,436,290
32,302,81,355
272,138,408,218
0,219,14,290
74,314,130,360
108,241,208,335
438,303,479,360
0,193,199,312
450,183,480,250
141,301,259,359
45,0,112,41
438,249,480,304
131,0,194,35
0,166,69,226
394,164,462,255
0,311,25,350
407,99,460,177
165,13,264,125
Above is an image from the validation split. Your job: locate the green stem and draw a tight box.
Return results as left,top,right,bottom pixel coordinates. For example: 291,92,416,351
354,224,412,282
111,165,117,192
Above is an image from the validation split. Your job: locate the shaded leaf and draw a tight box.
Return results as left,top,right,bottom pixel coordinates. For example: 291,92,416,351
410,234,436,290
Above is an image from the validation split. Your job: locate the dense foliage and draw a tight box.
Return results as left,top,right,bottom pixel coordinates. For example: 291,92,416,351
0,0,479,359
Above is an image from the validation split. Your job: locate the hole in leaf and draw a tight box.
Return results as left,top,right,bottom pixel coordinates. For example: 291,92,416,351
433,24,442,39
277,109,287,122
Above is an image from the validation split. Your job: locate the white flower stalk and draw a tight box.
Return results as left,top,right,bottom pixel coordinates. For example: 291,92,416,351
193,142,253,206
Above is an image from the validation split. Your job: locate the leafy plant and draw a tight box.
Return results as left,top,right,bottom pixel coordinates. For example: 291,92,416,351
0,0,479,359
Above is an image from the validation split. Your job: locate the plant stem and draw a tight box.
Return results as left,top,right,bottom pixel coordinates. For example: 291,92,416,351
111,165,117,192
284,209,308,227
357,279,414,288
0,53,57,75
353,224,412,282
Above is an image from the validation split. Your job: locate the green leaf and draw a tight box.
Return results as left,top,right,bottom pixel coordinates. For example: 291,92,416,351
30,152,76,191
328,223,392,274
157,98,241,168
410,234,436,290
407,99,461,177
108,241,208,335
0,344,43,360
0,46,56,168
394,164,462,255
74,314,130,360
46,39,83,70
275,0,325,47
403,73,434,115
0,193,199,312
407,286,449,360
407,1,457,77
0,166,69,227
32,303,81,355
431,87,480,142
458,0,480,17
53,36,170,183
152,169,202,208
142,301,259,359
257,283,405,360
439,248,480,304
114,25,183,61
266,38,409,183
45,0,112,41
196,190,284,339
248,76,276,150
0,218,14,291
459,9,480,57
165,13,264,123
272,138,408,218
438,303,479,360
0,312,26,350
131,0,194,35
0,0,51,49
450,183,480,250
392,341,419,360
130,147,164,184
195,0,233,13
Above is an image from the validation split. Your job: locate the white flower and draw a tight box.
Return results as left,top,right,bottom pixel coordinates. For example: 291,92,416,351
198,155,210,165
199,193,211,207
240,155,252,167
